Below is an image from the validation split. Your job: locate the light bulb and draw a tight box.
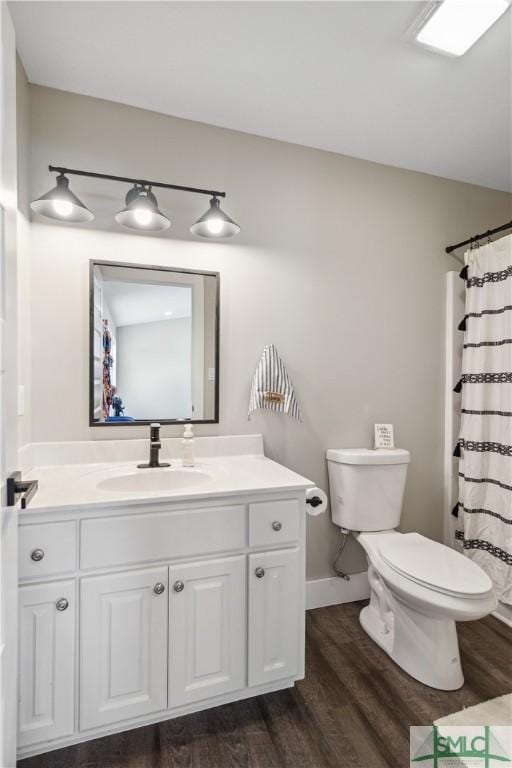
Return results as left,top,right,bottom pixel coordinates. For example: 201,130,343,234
133,208,153,227
206,218,224,235
53,199,73,217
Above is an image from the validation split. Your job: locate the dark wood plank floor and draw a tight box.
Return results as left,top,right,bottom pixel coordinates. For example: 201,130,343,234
19,601,511,768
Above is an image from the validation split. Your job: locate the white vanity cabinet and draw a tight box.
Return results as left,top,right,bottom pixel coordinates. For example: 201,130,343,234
80,566,169,730
248,548,301,686
168,555,246,708
18,580,76,748
17,491,307,759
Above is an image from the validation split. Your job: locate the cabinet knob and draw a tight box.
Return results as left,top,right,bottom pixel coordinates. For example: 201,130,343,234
31,548,45,562
173,580,185,593
272,521,282,531
153,582,165,595
255,567,265,579
55,598,68,612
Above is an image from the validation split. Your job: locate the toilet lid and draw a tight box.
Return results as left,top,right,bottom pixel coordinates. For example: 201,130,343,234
378,533,493,597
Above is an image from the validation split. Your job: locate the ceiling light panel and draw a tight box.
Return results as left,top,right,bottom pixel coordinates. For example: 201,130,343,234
414,0,511,57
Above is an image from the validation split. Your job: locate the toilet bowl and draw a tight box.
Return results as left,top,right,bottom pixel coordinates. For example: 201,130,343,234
356,530,496,690
326,447,497,690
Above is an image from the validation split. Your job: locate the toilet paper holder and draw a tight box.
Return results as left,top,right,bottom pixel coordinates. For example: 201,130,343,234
305,487,328,516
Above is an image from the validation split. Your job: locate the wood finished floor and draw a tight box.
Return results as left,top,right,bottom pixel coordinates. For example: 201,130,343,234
19,601,511,768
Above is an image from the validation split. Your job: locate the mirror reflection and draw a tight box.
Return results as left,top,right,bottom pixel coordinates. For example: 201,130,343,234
90,261,219,425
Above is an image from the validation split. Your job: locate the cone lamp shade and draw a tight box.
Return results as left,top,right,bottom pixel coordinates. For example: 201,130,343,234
115,185,170,231
30,174,94,223
190,197,240,238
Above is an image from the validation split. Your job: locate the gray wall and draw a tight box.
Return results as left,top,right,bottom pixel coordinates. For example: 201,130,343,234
25,84,512,579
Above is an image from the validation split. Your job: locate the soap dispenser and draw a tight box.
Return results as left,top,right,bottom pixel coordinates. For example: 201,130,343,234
182,422,195,467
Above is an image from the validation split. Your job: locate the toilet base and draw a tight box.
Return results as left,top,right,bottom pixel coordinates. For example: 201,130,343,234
360,574,464,691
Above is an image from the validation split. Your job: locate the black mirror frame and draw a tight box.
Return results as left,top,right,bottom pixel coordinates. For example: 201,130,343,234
89,259,220,427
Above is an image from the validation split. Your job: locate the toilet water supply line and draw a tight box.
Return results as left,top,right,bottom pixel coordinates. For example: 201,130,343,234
332,528,351,581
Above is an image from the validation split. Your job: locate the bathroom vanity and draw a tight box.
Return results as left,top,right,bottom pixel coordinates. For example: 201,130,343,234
16,436,313,759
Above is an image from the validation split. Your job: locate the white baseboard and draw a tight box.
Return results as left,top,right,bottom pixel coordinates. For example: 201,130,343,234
306,571,370,610
492,601,512,628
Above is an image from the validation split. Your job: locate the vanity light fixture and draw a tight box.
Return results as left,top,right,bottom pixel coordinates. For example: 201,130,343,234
413,0,512,57
115,185,171,231
31,165,240,238
30,173,94,223
190,196,241,238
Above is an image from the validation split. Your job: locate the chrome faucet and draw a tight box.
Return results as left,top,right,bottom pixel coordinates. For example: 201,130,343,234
137,423,171,469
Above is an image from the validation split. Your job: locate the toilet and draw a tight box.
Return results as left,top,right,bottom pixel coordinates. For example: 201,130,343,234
326,448,497,690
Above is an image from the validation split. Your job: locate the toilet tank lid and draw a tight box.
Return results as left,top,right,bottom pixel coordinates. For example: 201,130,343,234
326,448,410,465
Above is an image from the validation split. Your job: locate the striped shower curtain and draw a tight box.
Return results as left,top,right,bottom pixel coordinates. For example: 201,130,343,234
455,235,512,605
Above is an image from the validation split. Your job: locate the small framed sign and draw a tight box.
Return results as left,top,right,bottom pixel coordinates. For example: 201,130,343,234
374,423,394,449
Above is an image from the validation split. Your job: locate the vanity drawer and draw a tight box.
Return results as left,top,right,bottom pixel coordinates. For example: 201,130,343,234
249,500,300,547
19,521,77,579
80,505,246,569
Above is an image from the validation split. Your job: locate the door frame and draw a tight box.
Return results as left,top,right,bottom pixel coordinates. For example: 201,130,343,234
0,3,20,765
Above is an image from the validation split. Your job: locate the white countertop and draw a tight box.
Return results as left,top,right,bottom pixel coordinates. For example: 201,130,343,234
23,453,314,514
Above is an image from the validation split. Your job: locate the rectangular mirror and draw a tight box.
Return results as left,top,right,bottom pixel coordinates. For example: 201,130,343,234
89,260,219,425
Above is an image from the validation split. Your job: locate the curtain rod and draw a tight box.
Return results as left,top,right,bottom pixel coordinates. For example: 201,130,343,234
445,220,512,254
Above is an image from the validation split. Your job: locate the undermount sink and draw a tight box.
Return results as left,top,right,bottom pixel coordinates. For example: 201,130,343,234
96,468,212,493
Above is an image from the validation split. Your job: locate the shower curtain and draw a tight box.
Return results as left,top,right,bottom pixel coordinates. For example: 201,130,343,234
455,234,512,605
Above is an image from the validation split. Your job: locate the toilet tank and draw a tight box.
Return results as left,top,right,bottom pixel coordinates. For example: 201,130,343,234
327,448,410,532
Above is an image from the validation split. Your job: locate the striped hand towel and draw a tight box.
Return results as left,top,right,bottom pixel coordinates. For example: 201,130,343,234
248,344,302,421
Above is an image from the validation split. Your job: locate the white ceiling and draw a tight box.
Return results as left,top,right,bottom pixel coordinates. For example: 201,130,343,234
11,1,512,191
103,281,192,327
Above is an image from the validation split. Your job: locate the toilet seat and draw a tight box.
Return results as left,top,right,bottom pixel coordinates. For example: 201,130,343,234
377,532,493,599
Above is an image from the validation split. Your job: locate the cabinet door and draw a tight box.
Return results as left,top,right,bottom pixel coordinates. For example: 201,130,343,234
18,580,76,748
248,548,300,687
80,567,168,731
169,556,245,708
